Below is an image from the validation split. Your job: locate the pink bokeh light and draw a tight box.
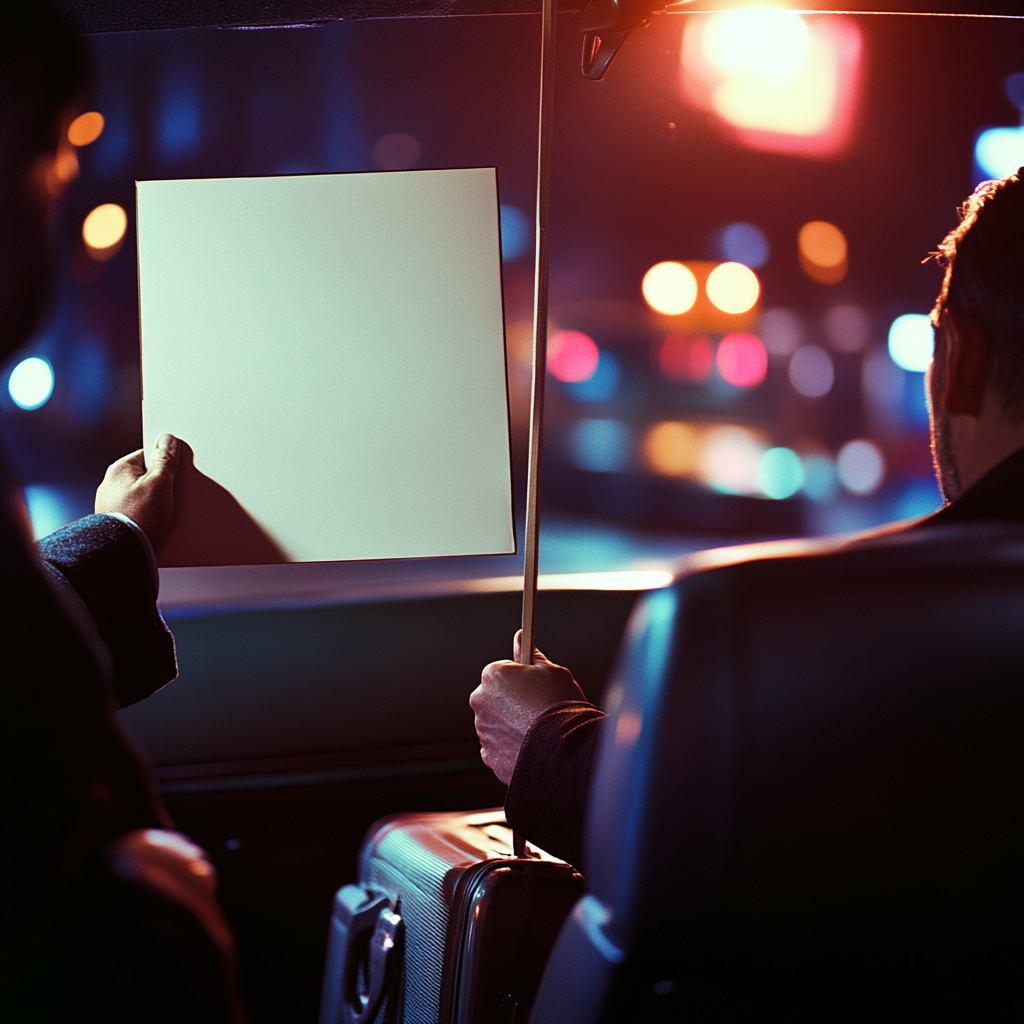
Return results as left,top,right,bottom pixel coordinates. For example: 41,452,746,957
716,332,768,388
549,330,600,382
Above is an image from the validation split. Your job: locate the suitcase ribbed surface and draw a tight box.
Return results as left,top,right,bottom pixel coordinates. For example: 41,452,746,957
362,825,452,1021
358,810,515,1024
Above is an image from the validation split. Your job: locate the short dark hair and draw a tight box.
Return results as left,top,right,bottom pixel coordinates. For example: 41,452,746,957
931,170,1024,421
0,2,88,161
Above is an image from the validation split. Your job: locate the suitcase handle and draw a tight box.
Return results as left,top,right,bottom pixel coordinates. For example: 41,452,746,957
334,885,403,1024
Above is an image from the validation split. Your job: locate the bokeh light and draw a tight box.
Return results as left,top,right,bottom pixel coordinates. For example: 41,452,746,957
657,333,714,384
824,304,870,353
863,347,905,426
548,329,599,382
681,12,863,157
798,221,847,284
894,477,943,520
758,447,804,500
887,314,933,372
703,9,810,81
643,421,702,478
499,205,531,262
642,261,698,315
716,332,767,388
706,261,759,314
788,345,834,397
157,70,202,163
837,439,885,494
82,203,127,255
569,419,631,473
8,357,54,410
700,425,765,494
67,111,105,147
719,222,770,268
801,453,838,501
974,126,1024,181
567,350,621,403
760,307,803,358
373,132,420,170
23,484,76,539
51,145,79,192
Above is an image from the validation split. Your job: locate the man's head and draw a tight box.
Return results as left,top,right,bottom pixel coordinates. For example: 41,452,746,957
0,2,87,365
928,170,1024,501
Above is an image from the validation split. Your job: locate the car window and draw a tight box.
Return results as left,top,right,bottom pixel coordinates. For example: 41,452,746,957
4,11,1022,575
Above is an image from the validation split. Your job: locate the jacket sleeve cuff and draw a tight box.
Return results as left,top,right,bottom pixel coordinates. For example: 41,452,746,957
101,512,159,589
38,514,177,707
505,701,606,870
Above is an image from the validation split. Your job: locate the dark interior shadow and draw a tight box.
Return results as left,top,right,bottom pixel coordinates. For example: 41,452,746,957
159,443,291,568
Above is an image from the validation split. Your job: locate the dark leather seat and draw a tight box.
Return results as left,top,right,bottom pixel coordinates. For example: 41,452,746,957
532,523,1024,1022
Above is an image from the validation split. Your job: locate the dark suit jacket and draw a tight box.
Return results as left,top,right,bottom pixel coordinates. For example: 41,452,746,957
506,446,1024,868
1,461,239,1021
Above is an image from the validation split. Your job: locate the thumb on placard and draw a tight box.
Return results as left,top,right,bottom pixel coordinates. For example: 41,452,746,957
149,433,181,479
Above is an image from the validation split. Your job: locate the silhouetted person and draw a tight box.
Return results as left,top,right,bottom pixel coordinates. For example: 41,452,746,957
472,168,1024,870
1,5,241,1020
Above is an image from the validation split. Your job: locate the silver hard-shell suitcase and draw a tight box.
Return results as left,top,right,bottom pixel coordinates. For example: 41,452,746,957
320,808,585,1024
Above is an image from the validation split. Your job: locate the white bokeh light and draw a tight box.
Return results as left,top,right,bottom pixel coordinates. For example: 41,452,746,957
704,9,810,82
642,261,698,316
837,438,885,495
8,356,54,410
699,425,765,495
888,314,934,373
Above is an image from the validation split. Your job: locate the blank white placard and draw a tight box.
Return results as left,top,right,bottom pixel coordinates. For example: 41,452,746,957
137,168,515,564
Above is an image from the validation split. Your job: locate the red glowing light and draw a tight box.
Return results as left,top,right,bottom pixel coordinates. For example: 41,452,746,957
716,332,768,388
548,330,600,383
658,333,714,384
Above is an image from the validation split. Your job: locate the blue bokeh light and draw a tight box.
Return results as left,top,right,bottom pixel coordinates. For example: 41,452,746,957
1004,72,1024,112
158,70,203,162
888,314,933,373
719,222,770,269
973,125,1024,183
894,477,943,521
801,453,838,502
565,350,621,403
499,205,531,262
68,336,110,425
568,418,631,473
758,447,803,500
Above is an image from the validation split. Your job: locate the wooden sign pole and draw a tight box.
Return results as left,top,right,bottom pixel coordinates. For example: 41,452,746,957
519,0,557,668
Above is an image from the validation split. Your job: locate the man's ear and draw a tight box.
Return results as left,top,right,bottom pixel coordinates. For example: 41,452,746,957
942,309,989,417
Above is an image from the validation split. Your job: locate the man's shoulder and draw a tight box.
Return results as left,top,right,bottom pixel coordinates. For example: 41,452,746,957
670,517,1023,591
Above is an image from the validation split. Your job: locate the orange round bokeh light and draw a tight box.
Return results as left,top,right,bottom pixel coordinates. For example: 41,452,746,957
643,421,702,478
68,111,105,147
798,220,848,284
